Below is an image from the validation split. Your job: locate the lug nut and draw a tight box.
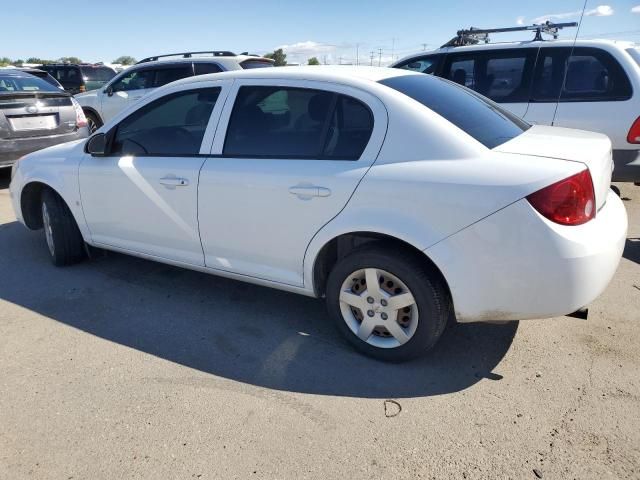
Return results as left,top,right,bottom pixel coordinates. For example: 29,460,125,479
380,299,388,307
367,310,375,317
381,312,388,320
367,297,374,304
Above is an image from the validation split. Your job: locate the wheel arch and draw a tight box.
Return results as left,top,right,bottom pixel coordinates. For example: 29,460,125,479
309,231,452,304
81,107,103,124
20,181,55,230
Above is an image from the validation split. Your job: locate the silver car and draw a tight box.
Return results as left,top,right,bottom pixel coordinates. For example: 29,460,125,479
0,70,88,169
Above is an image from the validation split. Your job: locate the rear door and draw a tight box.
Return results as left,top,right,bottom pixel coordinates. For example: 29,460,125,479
198,80,387,286
101,67,154,122
441,47,537,117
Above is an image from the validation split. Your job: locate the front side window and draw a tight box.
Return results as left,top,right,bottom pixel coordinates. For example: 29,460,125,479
394,55,441,74
532,47,632,102
111,69,154,92
194,63,223,75
380,74,529,149
110,88,220,156
223,86,373,159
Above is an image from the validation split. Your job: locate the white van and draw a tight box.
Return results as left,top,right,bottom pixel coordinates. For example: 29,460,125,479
393,34,640,183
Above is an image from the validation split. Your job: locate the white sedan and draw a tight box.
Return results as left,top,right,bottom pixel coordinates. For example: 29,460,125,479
9,66,627,361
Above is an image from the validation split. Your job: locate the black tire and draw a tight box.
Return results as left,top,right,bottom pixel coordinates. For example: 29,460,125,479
85,111,102,134
41,189,86,266
326,245,451,362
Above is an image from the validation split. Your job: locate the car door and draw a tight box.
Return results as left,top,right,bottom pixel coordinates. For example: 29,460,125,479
198,80,387,286
101,67,155,122
442,48,536,117
79,81,230,266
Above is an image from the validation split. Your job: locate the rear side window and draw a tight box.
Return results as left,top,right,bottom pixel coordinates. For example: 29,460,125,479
80,67,116,82
194,63,223,75
379,74,529,149
444,49,535,103
153,65,194,87
394,55,441,74
111,88,220,156
532,47,632,102
223,86,373,159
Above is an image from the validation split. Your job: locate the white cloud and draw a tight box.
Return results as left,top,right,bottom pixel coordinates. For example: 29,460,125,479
274,41,337,63
532,4,614,23
631,5,640,13
516,16,525,25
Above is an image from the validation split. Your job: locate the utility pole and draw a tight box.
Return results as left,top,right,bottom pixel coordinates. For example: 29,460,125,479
323,54,328,65
378,48,382,67
338,55,343,65
369,51,375,66
421,43,428,51
355,43,359,66
391,37,396,62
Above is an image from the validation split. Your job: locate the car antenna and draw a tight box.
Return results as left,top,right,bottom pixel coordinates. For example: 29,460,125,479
441,21,578,48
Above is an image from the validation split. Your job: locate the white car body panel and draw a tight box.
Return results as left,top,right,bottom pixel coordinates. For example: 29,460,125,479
10,66,628,324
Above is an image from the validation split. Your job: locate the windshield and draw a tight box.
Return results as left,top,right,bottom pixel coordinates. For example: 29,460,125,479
0,72,63,94
379,73,530,149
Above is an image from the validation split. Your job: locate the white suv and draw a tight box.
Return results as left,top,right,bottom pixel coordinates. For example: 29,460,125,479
392,36,640,183
75,51,274,132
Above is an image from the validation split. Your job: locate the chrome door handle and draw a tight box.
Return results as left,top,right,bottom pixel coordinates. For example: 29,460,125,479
159,176,189,187
288,186,331,198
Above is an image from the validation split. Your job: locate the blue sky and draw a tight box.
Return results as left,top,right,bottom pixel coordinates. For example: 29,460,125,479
3,0,639,64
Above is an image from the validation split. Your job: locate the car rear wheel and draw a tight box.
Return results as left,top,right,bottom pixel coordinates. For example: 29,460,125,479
326,245,451,362
41,189,86,266
85,111,102,134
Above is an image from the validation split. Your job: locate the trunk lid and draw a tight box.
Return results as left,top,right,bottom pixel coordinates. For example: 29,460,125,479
494,125,613,210
0,92,76,140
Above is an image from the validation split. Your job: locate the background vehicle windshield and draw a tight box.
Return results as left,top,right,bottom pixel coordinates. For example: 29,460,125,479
379,73,530,149
0,73,63,94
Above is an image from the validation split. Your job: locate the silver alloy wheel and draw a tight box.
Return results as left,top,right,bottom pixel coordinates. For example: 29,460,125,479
339,268,419,349
42,202,55,257
87,117,97,134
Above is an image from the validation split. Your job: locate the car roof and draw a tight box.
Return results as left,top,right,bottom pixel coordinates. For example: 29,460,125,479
130,55,272,68
169,65,415,87
393,38,639,64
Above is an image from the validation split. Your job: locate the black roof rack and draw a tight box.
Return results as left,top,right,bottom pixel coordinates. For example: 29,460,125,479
136,51,237,64
441,21,578,48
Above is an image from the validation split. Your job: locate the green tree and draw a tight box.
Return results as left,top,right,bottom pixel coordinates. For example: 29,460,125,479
307,57,320,65
26,57,54,65
0,57,11,66
112,55,137,65
57,56,82,64
11,59,24,66
264,48,287,66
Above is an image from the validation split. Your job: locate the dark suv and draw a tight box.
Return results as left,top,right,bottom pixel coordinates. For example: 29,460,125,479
38,63,117,95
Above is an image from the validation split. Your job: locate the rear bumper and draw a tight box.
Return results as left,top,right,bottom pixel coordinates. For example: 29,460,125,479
426,191,627,323
612,149,640,182
0,128,88,167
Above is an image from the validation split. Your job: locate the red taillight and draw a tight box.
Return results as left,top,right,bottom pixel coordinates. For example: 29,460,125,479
526,169,595,226
628,116,640,144
71,98,87,128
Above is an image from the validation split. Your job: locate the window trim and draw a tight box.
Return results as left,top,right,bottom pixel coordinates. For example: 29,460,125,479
102,86,222,157
221,85,375,161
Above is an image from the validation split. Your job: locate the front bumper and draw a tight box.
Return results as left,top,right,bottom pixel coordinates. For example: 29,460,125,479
0,128,88,168
426,190,628,323
612,149,640,183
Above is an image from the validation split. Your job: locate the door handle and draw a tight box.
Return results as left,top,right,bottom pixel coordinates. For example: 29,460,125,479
159,176,189,187
288,186,331,198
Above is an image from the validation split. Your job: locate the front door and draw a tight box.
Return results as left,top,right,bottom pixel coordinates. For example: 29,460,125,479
80,84,226,266
198,81,387,286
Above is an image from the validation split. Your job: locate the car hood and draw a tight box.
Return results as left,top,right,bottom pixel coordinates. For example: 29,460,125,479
22,138,86,163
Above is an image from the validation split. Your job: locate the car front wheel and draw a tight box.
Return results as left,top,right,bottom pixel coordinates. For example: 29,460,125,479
41,189,86,266
326,245,451,362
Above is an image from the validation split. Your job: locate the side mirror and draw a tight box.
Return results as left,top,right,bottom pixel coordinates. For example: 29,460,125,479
85,133,107,156
105,86,114,97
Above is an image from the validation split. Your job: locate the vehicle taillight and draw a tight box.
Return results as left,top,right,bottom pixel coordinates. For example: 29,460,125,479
526,169,595,226
628,116,640,144
71,98,88,128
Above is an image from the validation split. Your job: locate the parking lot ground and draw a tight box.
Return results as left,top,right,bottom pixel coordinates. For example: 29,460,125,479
0,169,639,479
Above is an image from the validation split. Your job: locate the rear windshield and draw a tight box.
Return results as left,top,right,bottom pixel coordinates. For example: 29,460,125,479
241,59,274,69
379,74,530,149
80,66,116,82
0,73,62,93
